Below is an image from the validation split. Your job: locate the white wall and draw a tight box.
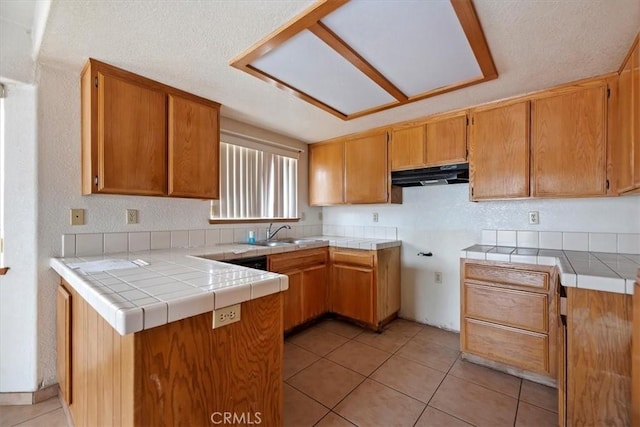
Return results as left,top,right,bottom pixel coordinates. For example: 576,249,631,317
0,84,39,392
0,19,35,84
30,62,320,389
323,184,640,331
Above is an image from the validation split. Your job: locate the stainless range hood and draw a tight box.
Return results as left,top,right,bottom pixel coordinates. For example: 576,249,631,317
391,163,469,187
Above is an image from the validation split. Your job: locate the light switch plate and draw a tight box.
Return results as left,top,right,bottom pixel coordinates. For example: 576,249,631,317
70,209,85,226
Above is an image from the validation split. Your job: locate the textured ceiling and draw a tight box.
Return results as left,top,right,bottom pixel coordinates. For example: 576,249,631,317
38,0,640,143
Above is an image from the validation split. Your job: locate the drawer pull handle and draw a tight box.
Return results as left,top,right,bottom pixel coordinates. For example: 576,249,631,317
418,252,433,257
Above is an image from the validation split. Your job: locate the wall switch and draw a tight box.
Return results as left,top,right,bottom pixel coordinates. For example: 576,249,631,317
126,209,139,224
373,212,379,222
528,211,540,225
318,211,323,221
212,304,241,329
70,209,85,226
435,272,443,284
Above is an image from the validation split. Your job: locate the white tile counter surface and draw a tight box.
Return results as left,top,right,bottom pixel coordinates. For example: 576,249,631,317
51,236,401,335
461,245,639,295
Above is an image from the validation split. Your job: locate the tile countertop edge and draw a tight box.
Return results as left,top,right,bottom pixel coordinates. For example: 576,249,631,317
49,257,289,335
50,236,401,335
460,246,636,296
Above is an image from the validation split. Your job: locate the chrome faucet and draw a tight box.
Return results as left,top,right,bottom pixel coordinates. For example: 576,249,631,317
266,223,291,241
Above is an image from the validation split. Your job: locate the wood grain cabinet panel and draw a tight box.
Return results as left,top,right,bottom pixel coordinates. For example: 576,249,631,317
464,262,548,291
331,264,375,325
97,72,167,196
168,95,219,199
566,287,632,426
309,141,344,205
634,43,640,187
464,318,549,374
330,247,400,330
616,45,635,192
56,285,72,405
345,132,388,204
425,113,467,166
532,84,608,197
58,279,282,426
469,101,530,200
464,283,548,333
390,125,426,171
269,248,329,331
81,59,220,199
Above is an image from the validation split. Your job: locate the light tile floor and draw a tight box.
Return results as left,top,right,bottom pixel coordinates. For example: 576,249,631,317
0,318,558,427
285,318,558,427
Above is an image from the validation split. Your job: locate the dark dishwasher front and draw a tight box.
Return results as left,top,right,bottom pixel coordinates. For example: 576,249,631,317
224,255,267,271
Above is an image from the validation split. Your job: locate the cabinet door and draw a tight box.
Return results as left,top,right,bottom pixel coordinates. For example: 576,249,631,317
469,101,530,200
331,264,374,324
97,72,167,195
57,285,71,404
283,271,303,331
633,44,640,188
302,264,328,321
616,47,634,192
532,85,607,197
390,125,425,171
309,142,344,205
425,113,467,167
168,95,219,199
345,132,388,204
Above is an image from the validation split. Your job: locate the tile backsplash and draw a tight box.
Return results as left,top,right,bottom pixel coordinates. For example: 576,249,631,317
481,229,640,254
64,224,324,257
322,224,397,240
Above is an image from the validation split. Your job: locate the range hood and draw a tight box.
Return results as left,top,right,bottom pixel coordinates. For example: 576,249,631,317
391,163,469,187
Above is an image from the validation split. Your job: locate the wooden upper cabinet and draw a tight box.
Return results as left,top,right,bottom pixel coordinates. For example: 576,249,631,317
96,72,167,195
309,141,344,205
390,125,425,171
425,113,468,166
617,45,635,193
469,101,530,200
168,95,220,199
633,41,640,188
81,59,221,199
345,131,388,203
532,84,608,197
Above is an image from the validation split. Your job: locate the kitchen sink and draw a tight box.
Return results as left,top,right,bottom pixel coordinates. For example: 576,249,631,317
252,238,319,247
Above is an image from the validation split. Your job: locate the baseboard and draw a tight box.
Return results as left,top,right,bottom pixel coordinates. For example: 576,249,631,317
0,383,59,406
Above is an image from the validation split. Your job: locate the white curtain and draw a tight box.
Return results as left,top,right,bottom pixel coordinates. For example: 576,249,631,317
215,142,298,219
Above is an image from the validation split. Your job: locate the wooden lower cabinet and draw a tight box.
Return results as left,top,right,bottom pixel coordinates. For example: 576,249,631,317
56,279,283,426
563,287,632,426
460,260,557,380
330,246,401,330
269,247,329,332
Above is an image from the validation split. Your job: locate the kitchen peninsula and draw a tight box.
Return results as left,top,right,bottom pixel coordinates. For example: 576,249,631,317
50,235,401,426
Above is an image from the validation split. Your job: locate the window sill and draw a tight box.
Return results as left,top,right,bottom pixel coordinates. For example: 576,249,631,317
208,218,301,225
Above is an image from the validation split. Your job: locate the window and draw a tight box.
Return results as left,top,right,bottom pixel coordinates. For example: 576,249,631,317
211,131,300,221
0,84,5,268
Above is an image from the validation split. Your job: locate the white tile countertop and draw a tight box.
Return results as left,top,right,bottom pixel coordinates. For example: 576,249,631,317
461,245,639,295
51,236,401,335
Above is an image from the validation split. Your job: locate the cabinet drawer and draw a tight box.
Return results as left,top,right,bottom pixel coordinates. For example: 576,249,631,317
332,250,374,268
465,263,548,290
464,283,548,333
463,318,549,374
269,248,327,272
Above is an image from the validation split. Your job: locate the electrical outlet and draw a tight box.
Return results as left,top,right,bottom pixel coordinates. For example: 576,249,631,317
126,209,138,224
435,272,443,284
70,209,85,226
528,211,539,225
212,304,241,329
318,211,323,221
300,212,306,221
372,212,379,222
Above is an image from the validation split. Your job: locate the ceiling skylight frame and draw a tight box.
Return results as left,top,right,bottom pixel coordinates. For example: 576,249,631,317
230,0,497,120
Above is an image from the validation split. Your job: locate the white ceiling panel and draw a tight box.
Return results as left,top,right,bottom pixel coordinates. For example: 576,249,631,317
322,0,482,97
250,29,396,115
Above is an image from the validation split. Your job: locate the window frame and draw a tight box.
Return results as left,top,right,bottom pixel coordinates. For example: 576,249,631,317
209,132,302,224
